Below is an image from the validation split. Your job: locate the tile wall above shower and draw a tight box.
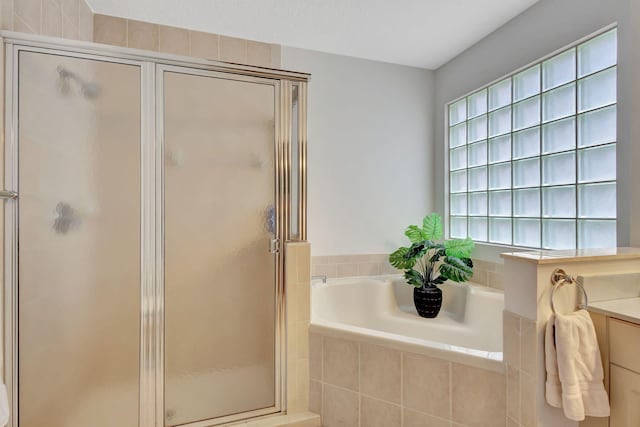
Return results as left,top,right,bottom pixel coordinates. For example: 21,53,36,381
0,0,93,40
0,1,282,68
93,14,282,68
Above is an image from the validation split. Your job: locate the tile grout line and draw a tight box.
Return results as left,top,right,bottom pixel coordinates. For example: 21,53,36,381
358,342,361,427
400,351,404,427
320,335,324,423
449,361,453,425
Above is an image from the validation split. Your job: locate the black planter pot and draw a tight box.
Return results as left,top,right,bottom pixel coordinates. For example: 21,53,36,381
413,286,443,318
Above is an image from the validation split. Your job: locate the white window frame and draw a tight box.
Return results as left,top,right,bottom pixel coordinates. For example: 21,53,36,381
445,25,618,251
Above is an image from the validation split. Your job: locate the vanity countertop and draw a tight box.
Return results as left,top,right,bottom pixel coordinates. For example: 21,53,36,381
589,297,640,325
501,247,640,264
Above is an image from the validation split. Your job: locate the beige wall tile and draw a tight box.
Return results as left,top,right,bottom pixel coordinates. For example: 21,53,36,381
15,0,41,33
286,244,299,285
328,255,353,264
270,44,281,68
1,0,14,30
403,352,450,419
287,359,300,411
78,0,92,41
488,271,505,290
358,262,380,276
287,282,298,328
579,416,609,427
42,0,62,37
380,262,400,275
296,321,309,359
508,417,520,427
62,15,79,39
352,254,375,263
360,396,400,427
127,19,158,51
471,268,488,286
311,256,328,265
94,14,126,46
61,0,78,23
322,384,359,427
247,40,272,68
309,332,322,381
323,336,358,391
189,30,219,60
296,358,310,411
503,311,521,368
297,243,311,283
297,283,310,321
336,263,358,277
507,365,520,422
309,380,321,415
14,14,36,33
220,35,246,63
472,259,499,272
360,343,401,404
520,372,535,427
403,408,450,427
369,254,388,263
159,25,189,55
520,318,536,376
311,263,336,278
452,363,506,426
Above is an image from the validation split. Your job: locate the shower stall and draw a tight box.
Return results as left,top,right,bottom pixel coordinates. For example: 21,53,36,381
1,32,308,427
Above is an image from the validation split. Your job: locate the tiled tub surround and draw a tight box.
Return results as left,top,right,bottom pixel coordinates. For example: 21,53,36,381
312,276,503,366
503,311,538,427
309,334,506,427
310,276,507,426
311,255,504,290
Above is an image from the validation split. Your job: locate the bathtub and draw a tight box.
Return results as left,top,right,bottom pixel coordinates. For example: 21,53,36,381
310,275,504,372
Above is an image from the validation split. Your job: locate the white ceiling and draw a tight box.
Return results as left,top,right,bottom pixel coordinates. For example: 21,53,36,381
87,0,539,69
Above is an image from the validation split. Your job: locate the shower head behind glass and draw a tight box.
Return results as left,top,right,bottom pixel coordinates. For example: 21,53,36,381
57,65,102,99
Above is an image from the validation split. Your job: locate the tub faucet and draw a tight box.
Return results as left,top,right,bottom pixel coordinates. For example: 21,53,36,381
312,275,327,284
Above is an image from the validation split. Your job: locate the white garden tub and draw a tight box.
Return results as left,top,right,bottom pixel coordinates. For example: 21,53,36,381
310,275,504,372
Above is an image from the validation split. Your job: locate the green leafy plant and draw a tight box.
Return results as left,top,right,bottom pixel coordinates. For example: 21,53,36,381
389,213,474,288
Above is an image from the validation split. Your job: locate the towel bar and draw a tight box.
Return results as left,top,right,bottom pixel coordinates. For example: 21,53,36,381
550,268,588,314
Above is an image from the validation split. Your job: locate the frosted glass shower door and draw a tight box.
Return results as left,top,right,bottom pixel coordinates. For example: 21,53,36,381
17,52,141,427
163,70,277,425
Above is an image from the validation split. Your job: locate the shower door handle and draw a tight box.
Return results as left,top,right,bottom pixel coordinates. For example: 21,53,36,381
269,238,280,254
0,190,17,199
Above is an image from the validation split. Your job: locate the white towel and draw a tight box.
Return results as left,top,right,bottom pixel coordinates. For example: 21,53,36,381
0,384,8,426
545,309,610,421
545,313,562,408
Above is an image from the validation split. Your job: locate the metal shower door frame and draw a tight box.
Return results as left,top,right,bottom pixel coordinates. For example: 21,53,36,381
154,63,286,427
1,31,308,427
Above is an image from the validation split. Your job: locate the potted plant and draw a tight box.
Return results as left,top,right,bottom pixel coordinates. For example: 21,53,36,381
389,213,474,318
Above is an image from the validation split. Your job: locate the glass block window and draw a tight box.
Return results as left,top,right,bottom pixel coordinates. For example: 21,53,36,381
447,28,617,249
